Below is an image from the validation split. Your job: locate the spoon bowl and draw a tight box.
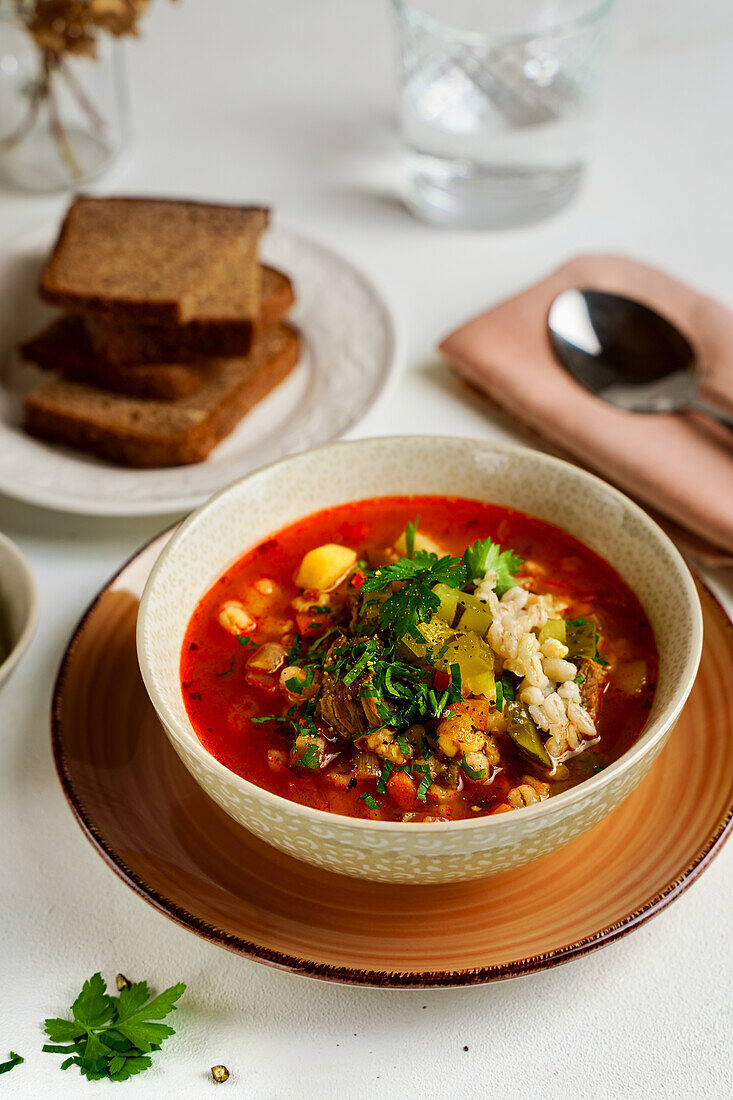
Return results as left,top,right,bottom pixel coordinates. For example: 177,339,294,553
548,288,732,427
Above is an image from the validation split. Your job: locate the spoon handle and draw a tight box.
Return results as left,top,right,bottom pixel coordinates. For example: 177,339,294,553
690,396,733,432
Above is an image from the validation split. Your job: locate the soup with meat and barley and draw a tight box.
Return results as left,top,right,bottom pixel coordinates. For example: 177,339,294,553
181,496,657,822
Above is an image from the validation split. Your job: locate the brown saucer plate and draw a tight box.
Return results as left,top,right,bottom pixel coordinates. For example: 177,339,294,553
52,530,733,987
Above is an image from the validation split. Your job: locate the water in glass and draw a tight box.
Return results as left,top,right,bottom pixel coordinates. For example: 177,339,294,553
393,0,613,227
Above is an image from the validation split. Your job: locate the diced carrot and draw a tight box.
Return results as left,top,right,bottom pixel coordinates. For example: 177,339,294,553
489,803,513,815
387,770,419,809
294,609,332,638
351,570,366,590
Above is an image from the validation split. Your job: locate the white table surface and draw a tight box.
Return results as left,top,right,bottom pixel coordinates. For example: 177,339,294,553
1,1,732,1097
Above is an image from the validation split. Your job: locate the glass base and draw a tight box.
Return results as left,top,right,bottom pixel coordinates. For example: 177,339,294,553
0,123,122,194
405,152,584,229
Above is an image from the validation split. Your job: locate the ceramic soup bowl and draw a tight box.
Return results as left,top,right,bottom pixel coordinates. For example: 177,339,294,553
137,437,702,884
0,531,38,693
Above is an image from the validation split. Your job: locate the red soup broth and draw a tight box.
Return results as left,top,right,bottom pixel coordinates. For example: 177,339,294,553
181,496,658,821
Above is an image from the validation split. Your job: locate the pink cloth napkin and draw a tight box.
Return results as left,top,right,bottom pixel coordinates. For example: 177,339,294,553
440,254,733,559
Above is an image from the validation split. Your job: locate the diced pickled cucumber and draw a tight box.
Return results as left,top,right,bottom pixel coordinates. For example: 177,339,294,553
539,619,566,646
432,583,460,625
435,631,496,700
505,701,553,769
456,592,492,635
432,585,493,635
399,616,454,661
400,616,496,700
566,619,598,660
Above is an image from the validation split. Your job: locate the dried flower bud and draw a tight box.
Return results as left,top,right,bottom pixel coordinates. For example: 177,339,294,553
211,1064,230,1083
115,973,132,991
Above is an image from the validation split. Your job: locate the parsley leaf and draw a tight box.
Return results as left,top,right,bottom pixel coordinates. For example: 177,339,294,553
501,671,515,703
43,973,185,1082
298,744,321,770
463,537,522,595
0,1051,23,1075
376,760,394,794
359,792,379,810
360,552,466,645
460,754,486,781
405,516,419,559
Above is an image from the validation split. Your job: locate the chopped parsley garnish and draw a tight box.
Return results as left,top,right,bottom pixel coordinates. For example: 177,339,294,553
42,972,185,1082
396,733,410,755
237,634,256,650
376,760,394,793
574,673,586,684
359,793,379,810
0,1052,23,1075
215,657,235,677
463,537,522,594
460,754,486,781
299,744,320,770
501,671,515,703
360,552,465,643
413,765,432,801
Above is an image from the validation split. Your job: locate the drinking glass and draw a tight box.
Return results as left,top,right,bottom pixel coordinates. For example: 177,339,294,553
391,0,615,228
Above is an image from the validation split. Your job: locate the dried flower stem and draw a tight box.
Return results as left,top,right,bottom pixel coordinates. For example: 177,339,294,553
45,53,83,178
60,58,107,135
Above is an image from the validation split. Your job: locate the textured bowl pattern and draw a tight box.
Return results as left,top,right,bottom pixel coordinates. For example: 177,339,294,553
54,547,732,985
137,437,702,883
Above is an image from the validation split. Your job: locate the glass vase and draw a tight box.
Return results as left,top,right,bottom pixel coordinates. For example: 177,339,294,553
0,13,129,193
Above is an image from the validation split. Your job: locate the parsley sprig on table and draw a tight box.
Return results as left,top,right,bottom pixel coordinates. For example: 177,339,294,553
0,1051,23,1075
42,972,186,1082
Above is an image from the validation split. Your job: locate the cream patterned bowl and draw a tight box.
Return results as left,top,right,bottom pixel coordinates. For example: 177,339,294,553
137,437,703,884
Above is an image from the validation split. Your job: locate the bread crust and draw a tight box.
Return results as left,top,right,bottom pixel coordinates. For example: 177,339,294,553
24,324,300,467
39,197,269,324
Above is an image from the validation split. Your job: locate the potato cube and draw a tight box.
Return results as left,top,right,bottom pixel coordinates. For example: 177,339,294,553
294,544,357,591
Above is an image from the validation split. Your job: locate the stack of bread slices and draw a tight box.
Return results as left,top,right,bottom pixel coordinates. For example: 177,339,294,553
20,197,299,467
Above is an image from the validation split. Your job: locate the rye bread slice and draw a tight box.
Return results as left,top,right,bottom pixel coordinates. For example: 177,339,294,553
20,316,209,400
83,266,295,366
20,267,295,399
40,197,269,324
24,324,299,468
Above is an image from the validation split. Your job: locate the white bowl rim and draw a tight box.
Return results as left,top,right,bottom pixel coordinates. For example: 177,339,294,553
0,530,39,682
137,435,704,833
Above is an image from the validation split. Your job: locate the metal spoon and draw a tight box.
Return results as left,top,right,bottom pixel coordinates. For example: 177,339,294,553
547,288,733,430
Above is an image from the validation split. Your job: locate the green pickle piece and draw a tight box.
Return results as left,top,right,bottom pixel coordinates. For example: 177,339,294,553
566,618,598,660
505,700,553,769
538,618,566,646
432,583,460,625
455,592,492,636
399,616,454,661
432,585,493,635
401,615,496,700
435,629,495,699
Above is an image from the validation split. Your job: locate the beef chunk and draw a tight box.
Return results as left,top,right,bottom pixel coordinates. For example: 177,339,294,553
577,657,607,721
316,635,369,739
